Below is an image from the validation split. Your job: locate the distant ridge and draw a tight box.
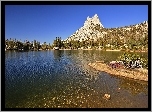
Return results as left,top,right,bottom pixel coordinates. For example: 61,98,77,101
65,14,148,43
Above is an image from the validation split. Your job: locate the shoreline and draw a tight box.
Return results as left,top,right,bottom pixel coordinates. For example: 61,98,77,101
54,49,148,52
5,49,148,53
88,61,148,82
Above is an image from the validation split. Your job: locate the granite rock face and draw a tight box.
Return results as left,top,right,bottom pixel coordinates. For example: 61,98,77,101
66,14,104,42
65,14,148,43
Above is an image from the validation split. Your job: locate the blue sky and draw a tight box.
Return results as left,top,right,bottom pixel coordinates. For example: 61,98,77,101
5,5,148,44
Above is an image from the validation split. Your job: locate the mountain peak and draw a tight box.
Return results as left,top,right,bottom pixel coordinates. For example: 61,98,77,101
66,14,104,42
93,14,98,18
84,14,104,28
65,14,148,43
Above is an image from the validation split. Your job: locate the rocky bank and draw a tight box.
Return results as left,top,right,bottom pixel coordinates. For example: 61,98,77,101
88,61,148,81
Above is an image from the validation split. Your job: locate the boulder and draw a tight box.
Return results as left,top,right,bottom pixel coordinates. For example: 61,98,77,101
103,94,111,100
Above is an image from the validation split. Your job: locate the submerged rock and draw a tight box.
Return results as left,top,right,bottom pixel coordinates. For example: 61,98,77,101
103,94,111,100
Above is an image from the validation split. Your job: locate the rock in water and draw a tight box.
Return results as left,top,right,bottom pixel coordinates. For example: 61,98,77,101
103,94,111,100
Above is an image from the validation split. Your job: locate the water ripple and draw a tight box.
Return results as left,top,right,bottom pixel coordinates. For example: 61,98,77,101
5,50,148,108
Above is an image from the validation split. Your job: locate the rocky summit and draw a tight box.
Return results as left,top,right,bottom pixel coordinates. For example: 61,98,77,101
65,14,148,43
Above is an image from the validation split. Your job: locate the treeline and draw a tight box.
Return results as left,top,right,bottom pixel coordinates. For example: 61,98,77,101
5,32,148,52
52,35,148,51
5,38,53,51
93,23,148,51
52,37,100,49
52,37,87,49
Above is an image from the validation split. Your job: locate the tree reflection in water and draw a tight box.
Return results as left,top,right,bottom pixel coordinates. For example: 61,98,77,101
53,50,64,61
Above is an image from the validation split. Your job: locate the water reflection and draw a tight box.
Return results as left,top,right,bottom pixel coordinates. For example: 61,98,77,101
5,50,148,108
5,50,16,58
53,50,64,61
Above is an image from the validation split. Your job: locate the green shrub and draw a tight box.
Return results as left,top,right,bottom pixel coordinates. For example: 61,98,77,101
117,52,148,69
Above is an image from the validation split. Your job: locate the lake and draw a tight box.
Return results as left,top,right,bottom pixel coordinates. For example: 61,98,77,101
5,50,148,108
